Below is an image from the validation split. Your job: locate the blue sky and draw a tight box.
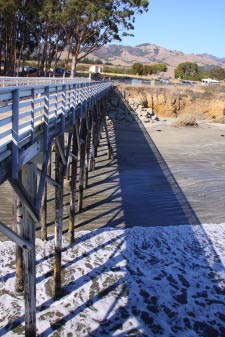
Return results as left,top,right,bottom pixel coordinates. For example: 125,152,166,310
118,0,225,58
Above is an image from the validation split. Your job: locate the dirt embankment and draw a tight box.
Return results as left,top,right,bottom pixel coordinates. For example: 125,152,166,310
119,85,225,120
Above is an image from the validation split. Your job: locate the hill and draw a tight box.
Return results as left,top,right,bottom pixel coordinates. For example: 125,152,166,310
88,43,225,77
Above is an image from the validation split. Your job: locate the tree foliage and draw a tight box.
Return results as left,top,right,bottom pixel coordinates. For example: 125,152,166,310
208,66,225,80
174,62,199,80
175,62,225,81
132,62,167,75
0,0,149,76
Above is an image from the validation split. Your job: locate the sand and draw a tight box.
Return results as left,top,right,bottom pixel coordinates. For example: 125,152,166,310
143,118,225,224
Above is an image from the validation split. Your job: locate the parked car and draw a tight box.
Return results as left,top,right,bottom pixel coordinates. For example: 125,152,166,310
19,66,37,74
54,68,71,77
181,80,194,87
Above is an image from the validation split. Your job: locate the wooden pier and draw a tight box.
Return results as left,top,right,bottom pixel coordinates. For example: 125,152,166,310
0,78,112,336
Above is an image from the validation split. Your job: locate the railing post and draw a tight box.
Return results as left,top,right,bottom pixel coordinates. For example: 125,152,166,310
44,86,50,151
31,88,35,143
54,86,58,132
61,85,66,133
72,84,76,124
12,88,19,180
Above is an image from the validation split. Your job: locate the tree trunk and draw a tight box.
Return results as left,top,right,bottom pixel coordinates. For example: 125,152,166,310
70,53,78,78
64,36,72,77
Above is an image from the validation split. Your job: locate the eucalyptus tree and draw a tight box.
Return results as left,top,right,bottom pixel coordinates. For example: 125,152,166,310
0,0,17,74
61,0,149,77
36,0,66,75
0,0,39,75
0,0,149,76
0,0,64,75
15,1,40,74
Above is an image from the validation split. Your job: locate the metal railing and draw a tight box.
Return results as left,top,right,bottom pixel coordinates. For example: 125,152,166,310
0,76,92,88
0,80,112,161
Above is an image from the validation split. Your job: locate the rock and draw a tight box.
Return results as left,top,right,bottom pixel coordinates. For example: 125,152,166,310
153,116,160,121
145,112,152,118
175,114,198,127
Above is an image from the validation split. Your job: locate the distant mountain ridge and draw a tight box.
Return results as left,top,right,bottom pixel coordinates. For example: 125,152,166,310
197,53,225,63
88,43,225,77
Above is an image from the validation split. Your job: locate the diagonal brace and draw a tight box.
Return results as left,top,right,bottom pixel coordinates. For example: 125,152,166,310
0,221,32,250
63,133,72,177
35,151,50,211
36,168,60,189
9,178,39,223
55,136,67,165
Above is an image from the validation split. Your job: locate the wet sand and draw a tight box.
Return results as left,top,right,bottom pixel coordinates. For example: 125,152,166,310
144,119,225,224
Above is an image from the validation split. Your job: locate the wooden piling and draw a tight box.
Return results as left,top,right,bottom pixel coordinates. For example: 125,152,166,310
90,107,97,171
78,118,87,213
84,112,92,188
68,126,79,243
66,133,71,180
12,183,24,292
22,162,37,337
95,104,100,157
54,136,64,297
40,151,51,241
96,102,104,151
104,117,114,160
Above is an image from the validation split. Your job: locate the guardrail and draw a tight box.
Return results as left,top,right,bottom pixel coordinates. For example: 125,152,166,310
0,76,91,87
0,80,112,165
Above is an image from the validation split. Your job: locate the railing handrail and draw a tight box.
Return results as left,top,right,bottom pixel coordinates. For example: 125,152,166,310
0,80,112,166
0,76,92,88
0,80,107,93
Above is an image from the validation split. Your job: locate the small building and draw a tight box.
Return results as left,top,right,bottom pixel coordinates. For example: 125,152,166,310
89,65,101,80
89,65,101,74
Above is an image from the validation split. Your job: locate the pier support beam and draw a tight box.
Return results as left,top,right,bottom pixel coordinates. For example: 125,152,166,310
85,112,92,189
40,151,51,241
90,107,97,171
66,133,72,180
22,162,37,337
54,136,64,297
78,118,87,213
104,117,114,160
12,182,24,292
96,102,104,151
68,126,79,243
